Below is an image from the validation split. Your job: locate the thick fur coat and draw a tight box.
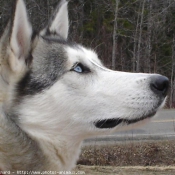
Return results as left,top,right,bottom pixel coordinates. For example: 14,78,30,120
0,0,168,172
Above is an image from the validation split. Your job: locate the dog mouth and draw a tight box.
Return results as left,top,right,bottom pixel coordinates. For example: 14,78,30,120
94,112,156,129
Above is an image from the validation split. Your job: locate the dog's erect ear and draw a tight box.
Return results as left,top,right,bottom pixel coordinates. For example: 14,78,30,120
40,0,69,40
9,0,32,73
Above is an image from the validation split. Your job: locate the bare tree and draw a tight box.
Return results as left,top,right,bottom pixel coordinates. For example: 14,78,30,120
146,0,153,73
136,0,145,72
170,35,175,108
112,0,119,70
133,2,141,72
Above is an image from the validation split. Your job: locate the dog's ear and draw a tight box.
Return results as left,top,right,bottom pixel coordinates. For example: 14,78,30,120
9,0,32,73
40,0,69,40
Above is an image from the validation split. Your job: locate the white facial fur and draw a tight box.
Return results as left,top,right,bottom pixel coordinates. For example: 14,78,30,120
17,45,165,140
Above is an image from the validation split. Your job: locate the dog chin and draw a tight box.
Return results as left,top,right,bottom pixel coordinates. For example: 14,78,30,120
116,117,153,132
94,96,167,130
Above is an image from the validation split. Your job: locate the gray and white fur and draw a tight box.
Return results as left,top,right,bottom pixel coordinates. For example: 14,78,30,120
0,0,169,172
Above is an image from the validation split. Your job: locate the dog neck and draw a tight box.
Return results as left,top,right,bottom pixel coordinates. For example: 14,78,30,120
19,121,83,170
0,111,82,171
0,112,48,171
35,136,82,171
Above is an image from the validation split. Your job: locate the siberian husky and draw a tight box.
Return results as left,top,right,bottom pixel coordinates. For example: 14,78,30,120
0,0,169,172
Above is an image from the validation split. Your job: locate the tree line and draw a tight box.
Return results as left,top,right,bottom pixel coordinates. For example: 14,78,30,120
0,0,174,107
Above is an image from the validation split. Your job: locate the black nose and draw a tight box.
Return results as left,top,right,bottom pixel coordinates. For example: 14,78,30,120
150,75,169,97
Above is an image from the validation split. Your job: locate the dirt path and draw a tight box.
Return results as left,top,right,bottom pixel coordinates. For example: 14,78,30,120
74,165,175,175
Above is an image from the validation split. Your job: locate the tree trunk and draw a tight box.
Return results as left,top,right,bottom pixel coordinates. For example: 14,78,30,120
133,2,141,72
136,0,145,72
170,35,175,108
112,0,119,70
79,0,85,42
146,0,152,73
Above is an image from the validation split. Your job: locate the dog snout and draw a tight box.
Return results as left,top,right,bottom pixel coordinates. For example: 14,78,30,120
150,75,169,97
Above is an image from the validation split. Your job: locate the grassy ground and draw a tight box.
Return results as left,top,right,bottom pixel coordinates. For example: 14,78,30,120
75,140,175,174
74,165,175,175
78,140,175,166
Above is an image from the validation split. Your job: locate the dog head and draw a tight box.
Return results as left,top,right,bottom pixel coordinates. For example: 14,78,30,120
0,0,169,140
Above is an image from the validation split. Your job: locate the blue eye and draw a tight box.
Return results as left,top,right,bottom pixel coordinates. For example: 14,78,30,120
71,63,91,73
74,65,83,73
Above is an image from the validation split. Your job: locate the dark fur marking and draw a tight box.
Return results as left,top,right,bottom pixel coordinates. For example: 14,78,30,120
25,51,33,66
42,35,78,48
17,71,48,96
17,66,65,96
31,30,38,41
17,42,67,96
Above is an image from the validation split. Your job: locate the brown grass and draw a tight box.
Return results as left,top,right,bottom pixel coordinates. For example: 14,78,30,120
77,140,175,166
74,165,175,175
